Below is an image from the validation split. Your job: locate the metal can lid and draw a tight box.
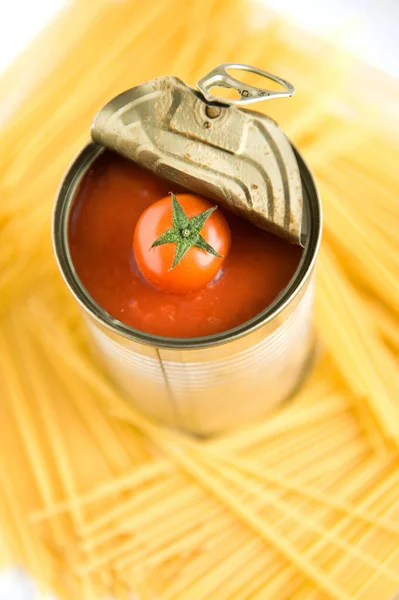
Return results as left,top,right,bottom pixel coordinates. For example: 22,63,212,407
91,64,303,244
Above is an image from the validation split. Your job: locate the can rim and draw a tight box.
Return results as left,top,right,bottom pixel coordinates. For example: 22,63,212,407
52,142,322,350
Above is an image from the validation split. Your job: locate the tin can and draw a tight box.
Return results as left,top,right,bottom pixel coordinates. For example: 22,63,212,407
53,141,321,436
53,65,322,435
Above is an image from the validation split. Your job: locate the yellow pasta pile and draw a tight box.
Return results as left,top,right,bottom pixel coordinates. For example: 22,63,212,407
1,0,399,598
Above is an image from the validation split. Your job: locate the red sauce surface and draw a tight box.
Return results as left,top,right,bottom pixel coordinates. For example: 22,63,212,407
69,151,302,338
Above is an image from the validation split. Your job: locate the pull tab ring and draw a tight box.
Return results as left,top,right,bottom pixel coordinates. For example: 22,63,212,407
197,63,295,106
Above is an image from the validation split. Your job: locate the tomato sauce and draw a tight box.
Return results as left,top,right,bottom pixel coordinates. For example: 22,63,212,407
69,151,302,338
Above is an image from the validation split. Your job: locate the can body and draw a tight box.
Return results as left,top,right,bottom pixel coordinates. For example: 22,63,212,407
53,143,321,436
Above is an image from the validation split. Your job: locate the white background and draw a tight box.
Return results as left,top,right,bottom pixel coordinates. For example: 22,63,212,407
0,0,398,598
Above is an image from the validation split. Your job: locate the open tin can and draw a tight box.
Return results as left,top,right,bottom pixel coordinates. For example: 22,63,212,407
53,64,322,436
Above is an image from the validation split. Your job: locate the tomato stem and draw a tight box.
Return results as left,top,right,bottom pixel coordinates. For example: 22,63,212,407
151,193,222,269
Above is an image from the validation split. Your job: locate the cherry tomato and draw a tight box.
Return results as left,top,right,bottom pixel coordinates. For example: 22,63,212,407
133,193,231,294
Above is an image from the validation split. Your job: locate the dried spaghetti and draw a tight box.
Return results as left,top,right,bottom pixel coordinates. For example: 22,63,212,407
1,0,399,599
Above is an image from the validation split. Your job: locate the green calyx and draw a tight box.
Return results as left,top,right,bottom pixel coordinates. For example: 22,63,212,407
151,193,222,270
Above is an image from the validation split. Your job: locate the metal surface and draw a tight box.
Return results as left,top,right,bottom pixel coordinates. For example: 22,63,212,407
91,71,303,244
53,143,321,436
197,63,295,106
